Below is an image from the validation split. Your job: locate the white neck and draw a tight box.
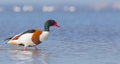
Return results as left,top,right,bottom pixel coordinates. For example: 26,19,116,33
39,31,50,42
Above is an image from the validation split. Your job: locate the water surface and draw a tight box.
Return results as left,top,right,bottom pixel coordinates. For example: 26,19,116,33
0,11,120,64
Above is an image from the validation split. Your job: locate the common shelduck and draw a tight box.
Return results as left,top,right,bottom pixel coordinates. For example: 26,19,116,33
6,19,60,50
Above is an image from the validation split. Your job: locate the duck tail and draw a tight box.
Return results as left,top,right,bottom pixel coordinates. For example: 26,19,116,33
5,36,13,40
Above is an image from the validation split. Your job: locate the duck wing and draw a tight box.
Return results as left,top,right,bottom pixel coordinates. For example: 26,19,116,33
5,29,36,40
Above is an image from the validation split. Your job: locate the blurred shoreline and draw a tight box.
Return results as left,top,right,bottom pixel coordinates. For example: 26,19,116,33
0,4,120,13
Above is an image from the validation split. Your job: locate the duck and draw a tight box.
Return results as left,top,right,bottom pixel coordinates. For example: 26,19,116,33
6,19,60,50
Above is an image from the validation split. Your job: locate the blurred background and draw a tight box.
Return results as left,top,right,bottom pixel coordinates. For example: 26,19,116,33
0,0,120,64
0,0,120,37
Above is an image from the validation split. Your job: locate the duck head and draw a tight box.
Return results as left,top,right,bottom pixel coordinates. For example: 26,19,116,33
44,19,60,31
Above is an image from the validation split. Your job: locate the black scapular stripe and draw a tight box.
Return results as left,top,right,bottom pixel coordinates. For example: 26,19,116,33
21,29,36,35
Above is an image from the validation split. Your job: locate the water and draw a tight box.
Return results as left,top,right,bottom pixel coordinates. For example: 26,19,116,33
0,11,120,64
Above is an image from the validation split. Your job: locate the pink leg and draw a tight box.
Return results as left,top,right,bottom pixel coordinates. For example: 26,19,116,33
23,46,27,51
34,46,38,50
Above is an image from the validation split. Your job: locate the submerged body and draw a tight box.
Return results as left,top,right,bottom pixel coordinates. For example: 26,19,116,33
7,20,60,50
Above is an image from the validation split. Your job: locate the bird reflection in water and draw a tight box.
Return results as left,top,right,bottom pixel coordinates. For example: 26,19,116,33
8,49,49,64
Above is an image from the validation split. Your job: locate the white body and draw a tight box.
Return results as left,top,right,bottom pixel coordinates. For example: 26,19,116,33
8,31,50,46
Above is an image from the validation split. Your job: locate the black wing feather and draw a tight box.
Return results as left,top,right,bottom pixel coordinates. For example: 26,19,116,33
20,29,36,35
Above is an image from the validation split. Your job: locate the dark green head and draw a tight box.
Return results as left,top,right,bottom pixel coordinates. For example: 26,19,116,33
44,19,60,31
